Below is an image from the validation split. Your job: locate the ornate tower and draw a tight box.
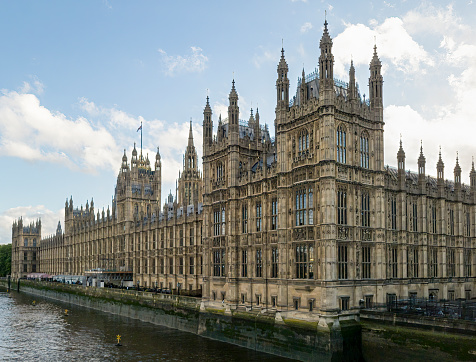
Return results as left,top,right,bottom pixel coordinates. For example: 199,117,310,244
228,79,239,145
319,19,334,95
397,140,406,189
369,44,383,122
203,96,213,154
454,153,462,192
437,148,445,195
418,142,426,188
178,121,202,206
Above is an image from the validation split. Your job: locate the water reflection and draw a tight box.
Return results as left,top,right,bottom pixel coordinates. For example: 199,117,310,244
0,292,294,361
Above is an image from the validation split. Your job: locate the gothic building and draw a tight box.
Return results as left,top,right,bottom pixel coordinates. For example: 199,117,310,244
11,20,475,314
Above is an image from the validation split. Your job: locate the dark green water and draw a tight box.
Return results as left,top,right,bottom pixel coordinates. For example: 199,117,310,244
0,292,294,361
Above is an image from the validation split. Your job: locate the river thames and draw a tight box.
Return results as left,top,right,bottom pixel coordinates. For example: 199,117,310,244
0,291,294,361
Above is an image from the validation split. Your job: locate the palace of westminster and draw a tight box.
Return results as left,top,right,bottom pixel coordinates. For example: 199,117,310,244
11,21,476,313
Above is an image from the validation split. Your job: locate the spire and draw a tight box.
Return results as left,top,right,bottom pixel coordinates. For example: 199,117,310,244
188,119,194,148
454,151,461,185
418,140,426,179
370,43,381,67
470,156,476,189
319,17,334,88
349,58,356,100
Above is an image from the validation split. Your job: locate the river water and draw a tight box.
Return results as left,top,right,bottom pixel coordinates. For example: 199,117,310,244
0,291,293,361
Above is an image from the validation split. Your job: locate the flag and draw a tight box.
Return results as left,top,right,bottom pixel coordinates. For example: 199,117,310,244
137,125,142,132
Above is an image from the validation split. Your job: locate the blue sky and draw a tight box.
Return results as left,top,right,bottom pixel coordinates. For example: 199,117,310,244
1,0,475,243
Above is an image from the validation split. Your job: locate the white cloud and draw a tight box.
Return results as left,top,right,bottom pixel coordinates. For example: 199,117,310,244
332,18,434,79
300,22,313,33
252,47,275,68
20,79,44,95
158,46,208,76
0,90,118,172
0,205,63,245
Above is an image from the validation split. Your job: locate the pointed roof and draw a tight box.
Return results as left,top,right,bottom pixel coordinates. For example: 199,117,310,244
437,147,444,168
370,44,381,67
418,141,425,164
204,95,212,113
156,146,161,161
229,79,238,99
397,139,405,159
320,19,332,47
188,120,194,148
454,152,461,174
471,157,476,175
278,46,288,70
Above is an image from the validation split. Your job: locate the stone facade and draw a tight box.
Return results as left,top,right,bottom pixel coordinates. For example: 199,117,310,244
12,20,476,314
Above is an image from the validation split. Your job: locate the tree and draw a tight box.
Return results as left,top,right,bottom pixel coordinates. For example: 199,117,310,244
0,244,12,277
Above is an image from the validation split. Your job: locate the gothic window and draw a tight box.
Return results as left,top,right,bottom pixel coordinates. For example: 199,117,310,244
412,202,418,232
389,246,398,278
298,129,310,155
430,202,437,233
32,238,37,247
295,187,313,226
448,208,455,236
337,188,347,225
23,252,27,261
189,257,195,274
362,245,371,279
221,207,226,235
295,244,314,279
429,248,438,278
336,125,346,164
179,229,183,246
216,162,224,181
389,194,397,230
256,202,262,232
160,258,164,274
24,239,28,247
271,247,279,278
256,249,262,277
271,198,278,230
361,191,370,227
338,244,348,279
179,257,184,275
169,257,173,274
241,249,248,277
464,250,472,277
447,248,456,277
213,209,220,236
213,249,225,277
360,132,369,169
407,247,419,278
464,209,471,237
242,205,248,233
189,228,194,246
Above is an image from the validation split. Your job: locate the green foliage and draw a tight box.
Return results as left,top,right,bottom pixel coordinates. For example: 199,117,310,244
0,244,12,277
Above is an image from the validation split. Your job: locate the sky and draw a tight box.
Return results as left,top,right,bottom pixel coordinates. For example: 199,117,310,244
0,0,475,244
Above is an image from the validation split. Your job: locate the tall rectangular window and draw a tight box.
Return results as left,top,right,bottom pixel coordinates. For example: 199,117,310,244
256,203,262,232
160,258,164,274
213,249,225,277
361,191,370,227
256,249,262,277
241,249,248,277
389,247,398,278
338,244,348,279
390,195,397,230
465,211,471,237
464,250,472,277
360,134,369,169
221,207,226,235
308,187,314,225
296,244,314,279
336,126,346,163
179,257,184,275
189,257,194,274
213,209,220,236
271,198,278,230
180,229,184,247
242,205,248,233
337,189,347,225
412,203,418,232
408,247,419,278
449,208,455,236
190,228,194,246
429,248,438,278
431,202,437,233
362,246,371,279
447,248,455,277
296,189,306,226
169,257,174,274
271,247,278,278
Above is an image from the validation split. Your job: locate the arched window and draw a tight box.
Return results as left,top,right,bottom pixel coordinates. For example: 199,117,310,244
360,132,369,169
336,125,346,163
24,238,28,247
33,238,37,247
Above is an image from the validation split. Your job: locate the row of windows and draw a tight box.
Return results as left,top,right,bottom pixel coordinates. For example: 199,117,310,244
336,126,370,168
240,247,279,278
240,199,278,234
